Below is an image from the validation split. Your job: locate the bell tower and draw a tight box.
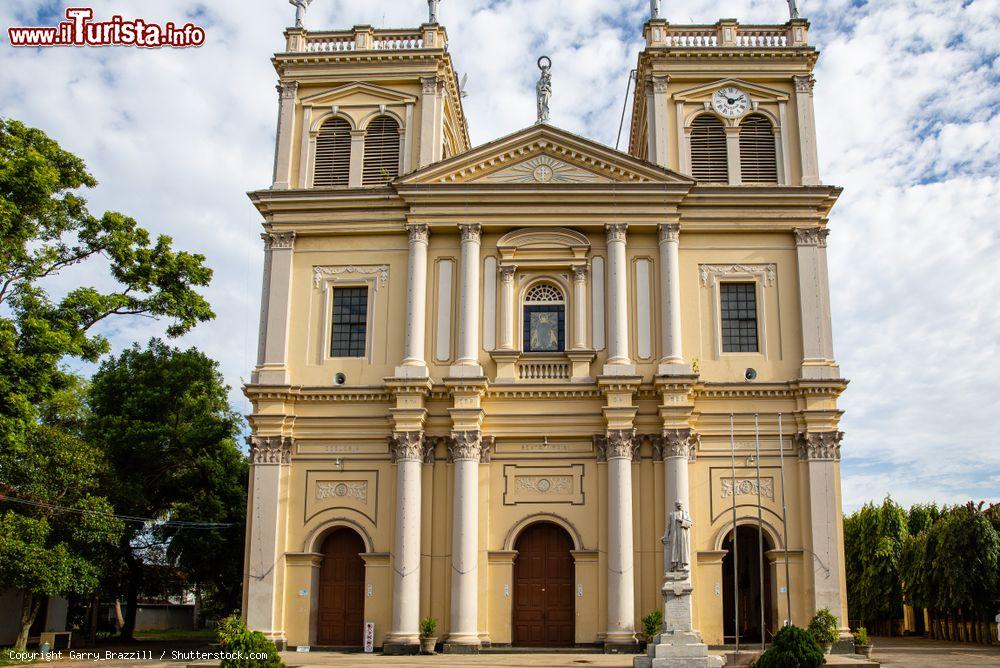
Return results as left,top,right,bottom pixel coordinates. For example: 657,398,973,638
269,18,470,191
629,16,818,186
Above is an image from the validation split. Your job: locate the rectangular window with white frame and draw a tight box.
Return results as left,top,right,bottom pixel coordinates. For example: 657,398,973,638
330,286,369,358
720,282,759,353
699,263,775,360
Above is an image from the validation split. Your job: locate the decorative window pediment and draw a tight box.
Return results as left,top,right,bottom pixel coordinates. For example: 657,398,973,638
300,81,417,108
496,227,590,268
673,78,789,105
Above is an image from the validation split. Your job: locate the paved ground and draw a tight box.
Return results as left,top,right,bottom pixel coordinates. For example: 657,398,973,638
869,636,1000,667
19,636,1000,667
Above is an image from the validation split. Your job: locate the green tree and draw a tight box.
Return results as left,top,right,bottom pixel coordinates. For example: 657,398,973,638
0,379,123,649
843,497,908,629
931,503,999,623
87,339,245,639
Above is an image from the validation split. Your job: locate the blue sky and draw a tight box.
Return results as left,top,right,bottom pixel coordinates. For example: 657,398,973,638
1,0,998,511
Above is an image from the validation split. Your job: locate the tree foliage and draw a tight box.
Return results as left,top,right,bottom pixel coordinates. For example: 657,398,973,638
87,339,245,637
751,625,825,668
843,497,908,628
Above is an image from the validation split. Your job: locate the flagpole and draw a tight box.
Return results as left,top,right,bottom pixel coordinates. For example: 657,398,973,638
729,413,740,655
778,413,792,626
754,413,766,651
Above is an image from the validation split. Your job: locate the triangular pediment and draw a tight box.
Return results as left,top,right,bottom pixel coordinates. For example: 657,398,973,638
674,78,789,102
398,124,694,186
300,81,417,108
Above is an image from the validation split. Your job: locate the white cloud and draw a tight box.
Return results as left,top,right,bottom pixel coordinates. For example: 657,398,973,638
1,0,997,511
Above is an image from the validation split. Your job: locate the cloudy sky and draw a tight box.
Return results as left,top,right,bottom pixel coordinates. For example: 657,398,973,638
2,0,997,511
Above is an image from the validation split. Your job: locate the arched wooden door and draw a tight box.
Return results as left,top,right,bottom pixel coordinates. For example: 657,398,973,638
722,525,776,643
316,528,366,647
513,522,575,646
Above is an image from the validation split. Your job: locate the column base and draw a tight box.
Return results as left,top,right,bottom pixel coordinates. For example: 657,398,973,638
382,639,421,655
602,363,637,376
657,362,692,376
442,640,481,654
447,363,484,378
393,364,429,379
605,640,642,654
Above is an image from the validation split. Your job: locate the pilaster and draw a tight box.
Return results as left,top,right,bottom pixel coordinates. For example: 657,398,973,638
795,227,839,379
272,81,298,189
452,223,484,377
255,231,296,385
794,74,821,185
397,224,431,378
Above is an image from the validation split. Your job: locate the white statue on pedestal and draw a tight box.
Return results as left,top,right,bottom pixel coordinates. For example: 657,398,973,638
650,0,662,20
289,0,313,28
787,0,800,19
428,0,441,24
664,501,692,573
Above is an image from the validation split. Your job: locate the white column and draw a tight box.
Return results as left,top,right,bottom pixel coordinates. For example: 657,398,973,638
794,75,821,186
386,433,424,652
798,432,848,630
451,224,483,376
244,436,291,641
447,432,482,648
795,228,837,379
255,232,295,385
397,225,430,378
572,266,588,350
605,429,637,645
604,224,634,374
657,223,690,375
272,81,298,189
498,265,516,350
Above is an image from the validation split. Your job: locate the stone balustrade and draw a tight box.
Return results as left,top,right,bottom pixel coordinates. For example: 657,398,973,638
646,19,809,49
287,25,447,54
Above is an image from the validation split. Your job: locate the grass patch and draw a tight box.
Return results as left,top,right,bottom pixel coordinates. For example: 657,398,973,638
133,629,216,642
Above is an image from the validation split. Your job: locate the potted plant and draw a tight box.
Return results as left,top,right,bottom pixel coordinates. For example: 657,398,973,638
641,609,663,647
853,627,872,658
419,617,438,655
807,608,839,654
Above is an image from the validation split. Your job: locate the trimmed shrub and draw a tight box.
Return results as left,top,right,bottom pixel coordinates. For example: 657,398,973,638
641,610,663,640
751,625,826,668
808,608,839,645
419,617,438,638
217,615,284,668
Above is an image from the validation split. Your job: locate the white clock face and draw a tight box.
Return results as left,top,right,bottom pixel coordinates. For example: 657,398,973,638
712,87,751,118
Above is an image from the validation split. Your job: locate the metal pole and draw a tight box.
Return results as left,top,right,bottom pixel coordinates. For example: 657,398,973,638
615,69,637,150
729,413,740,654
778,414,792,626
754,413,766,651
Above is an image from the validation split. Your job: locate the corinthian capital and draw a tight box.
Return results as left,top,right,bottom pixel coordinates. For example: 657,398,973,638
262,231,296,250
794,227,829,248
793,75,816,94
605,223,628,243
407,224,429,244
605,428,637,460
499,265,517,284
662,429,699,460
390,431,424,463
448,430,483,462
796,431,843,461
658,223,681,244
278,80,299,100
459,223,482,243
247,435,293,465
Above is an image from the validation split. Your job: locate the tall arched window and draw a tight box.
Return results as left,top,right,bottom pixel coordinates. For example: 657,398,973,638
313,117,351,187
523,283,565,353
362,116,400,186
739,114,778,183
690,114,728,183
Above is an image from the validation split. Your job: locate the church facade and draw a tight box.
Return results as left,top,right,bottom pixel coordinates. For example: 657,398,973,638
243,7,849,654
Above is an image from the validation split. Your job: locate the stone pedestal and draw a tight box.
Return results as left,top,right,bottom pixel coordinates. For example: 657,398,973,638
634,574,723,668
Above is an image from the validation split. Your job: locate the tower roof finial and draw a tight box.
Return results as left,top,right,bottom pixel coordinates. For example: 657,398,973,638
289,0,313,29
536,56,552,125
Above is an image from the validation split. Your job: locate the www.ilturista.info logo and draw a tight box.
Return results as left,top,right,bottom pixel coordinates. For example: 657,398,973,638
8,8,206,48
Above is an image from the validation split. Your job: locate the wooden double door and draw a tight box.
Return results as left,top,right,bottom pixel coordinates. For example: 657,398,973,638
512,522,575,646
316,528,365,647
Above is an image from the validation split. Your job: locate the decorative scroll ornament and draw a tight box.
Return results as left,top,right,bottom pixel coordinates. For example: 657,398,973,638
794,227,830,248
316,481,367,501
662,429,700,460
722,477,775,500
658,223,680,244
796,431,844,461
288,0,312,28
407,224,430,244
262,231,296,250
313,264,389,289
480,435,495,463
536,56,552,124
593,434,608,462
516,476,571,494
459,223,482,243
605,223,628,243
699,263,776,288
390,432,424,463
605,428,637,460
448,430,483,462
248,435,293,465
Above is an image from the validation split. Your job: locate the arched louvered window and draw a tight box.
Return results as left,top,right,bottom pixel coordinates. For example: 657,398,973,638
362,116,401,186
690,114,729,183
313,117,351,187
523,283,566,353
739,114,778,183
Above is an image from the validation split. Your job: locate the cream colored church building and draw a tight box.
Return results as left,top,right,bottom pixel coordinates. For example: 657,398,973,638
243,5,849,655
